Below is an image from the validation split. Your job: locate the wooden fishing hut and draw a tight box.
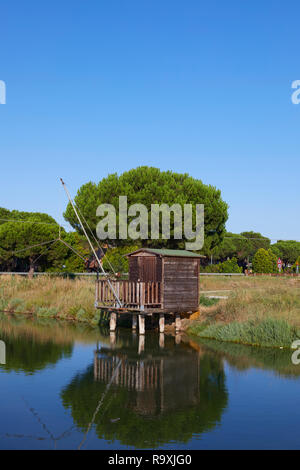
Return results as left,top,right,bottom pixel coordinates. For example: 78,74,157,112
95,248,204,334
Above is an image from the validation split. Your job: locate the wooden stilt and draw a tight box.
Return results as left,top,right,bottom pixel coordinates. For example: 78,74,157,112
138,334,145,354
109,312,117,332
110,331,116,347
132,314,137,330
159,313,165,333
175,333,181,344
139,314,145,335
159,333,165,349
175,314,181,333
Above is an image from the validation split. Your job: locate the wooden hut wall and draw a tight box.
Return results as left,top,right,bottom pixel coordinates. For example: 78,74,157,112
162,257,199,311
129,255,162,282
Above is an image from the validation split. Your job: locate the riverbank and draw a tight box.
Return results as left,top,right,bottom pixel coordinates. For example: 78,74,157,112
188,284,300,348
1,275,300,347
0,275,99,325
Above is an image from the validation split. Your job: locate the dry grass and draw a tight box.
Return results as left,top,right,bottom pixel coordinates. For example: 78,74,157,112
198,286,300,327
0,275,96,322
199,274,300,293
189,282,300,347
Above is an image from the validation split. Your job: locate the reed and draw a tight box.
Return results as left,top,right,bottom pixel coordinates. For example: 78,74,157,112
0,275,97,324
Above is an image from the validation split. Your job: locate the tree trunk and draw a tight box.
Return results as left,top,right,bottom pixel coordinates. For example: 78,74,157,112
28,258,35,279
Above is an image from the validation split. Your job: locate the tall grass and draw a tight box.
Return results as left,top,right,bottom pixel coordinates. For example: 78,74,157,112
0,275,99,325
188,318,298,348
189,282,300,348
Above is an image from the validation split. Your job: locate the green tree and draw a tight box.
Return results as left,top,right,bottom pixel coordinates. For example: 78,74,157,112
210,232,249,262
63,167,228,252
208,231,271,263
271,240,300,264
267,249,278,272
0,208,94,273
102,244,140,273
252,248,276,273
239,231,270,258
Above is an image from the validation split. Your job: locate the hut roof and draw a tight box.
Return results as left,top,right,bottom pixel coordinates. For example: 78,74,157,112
124,248,205,258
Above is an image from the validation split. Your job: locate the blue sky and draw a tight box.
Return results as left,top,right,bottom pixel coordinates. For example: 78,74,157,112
0,0,299,241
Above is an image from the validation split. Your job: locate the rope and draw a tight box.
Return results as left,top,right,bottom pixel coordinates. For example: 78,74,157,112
77,358,122,450
75,204,117,275
0,218,66,227
11,239,58,255
58,239,86,261
31,240,58,266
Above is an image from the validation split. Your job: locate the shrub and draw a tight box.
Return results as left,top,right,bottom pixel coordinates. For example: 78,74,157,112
201,264,220,273
199,295,220,307
201,257,242,274
36,307,58,318
218,257,242,273
252,248,277,273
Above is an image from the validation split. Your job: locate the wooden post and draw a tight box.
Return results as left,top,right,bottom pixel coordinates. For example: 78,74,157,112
159,314,165,333
175,314,181,333
138,334,145,354
139,314,145,335
110,331,116,347
159,333,165,349
132,314,137,330
110,312,117,332
175,333,181,344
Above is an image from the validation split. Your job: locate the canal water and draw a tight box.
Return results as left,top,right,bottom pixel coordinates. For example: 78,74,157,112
1,313,300,450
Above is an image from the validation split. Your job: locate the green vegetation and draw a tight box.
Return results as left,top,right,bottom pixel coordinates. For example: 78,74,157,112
102,244,140,273
0,275,101,326
199,295,220,307
63,166,228,252
189,318,298,348
271,240,300,265
189,280,300,348
207,231,270,263
202,257,242,273
0,207,89,273
252,248,278,273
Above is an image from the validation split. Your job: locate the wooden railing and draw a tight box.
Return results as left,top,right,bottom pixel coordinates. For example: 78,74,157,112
96,280,161,308
94,354,160,390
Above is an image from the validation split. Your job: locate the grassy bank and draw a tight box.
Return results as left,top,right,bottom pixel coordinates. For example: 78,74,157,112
188,283,300,348
2,275,300,346
199,274,300,293
0,275,101,326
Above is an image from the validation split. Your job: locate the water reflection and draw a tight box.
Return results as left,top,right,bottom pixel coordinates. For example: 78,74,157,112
61,333,228,448
0,314,73,374
2,315,300,449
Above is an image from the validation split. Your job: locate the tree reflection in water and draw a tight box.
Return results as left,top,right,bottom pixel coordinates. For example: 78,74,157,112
61,332,228,448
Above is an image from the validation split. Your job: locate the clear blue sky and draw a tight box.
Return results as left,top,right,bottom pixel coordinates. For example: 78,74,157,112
0,0,299,241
